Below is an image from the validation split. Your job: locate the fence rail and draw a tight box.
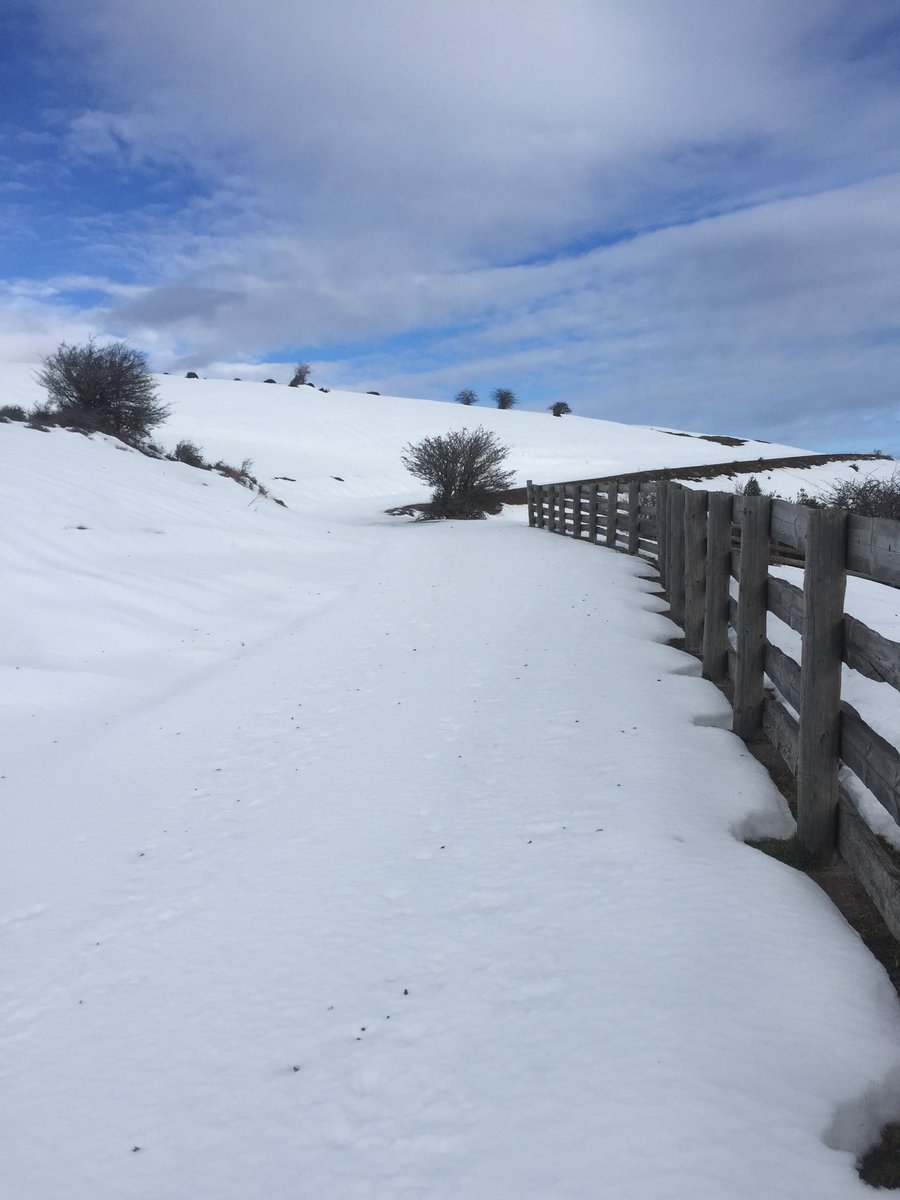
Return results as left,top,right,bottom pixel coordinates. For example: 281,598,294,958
527,475,900,940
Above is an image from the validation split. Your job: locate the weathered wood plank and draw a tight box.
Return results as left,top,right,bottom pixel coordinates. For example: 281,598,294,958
668,485,686,629
762,696,799,773
572,484,583,539
702,491,733,682
770,500,809,553
765,642,801,711
683,489,708,655
534,483,545,529
843,616,900,692
587,483,599,543
627,481,641,555
547,485,557,532
657,481,669,588
767,575,804,634
638,538,658,555
605,481,618,549
797,507,848,865
526,480,535,527
847,514,900,587
840,702,900,825
732,496,771,740
838,788,900,942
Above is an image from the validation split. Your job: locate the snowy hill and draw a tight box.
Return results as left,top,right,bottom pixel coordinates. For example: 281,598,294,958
4,364,900,1199
0,362,844,508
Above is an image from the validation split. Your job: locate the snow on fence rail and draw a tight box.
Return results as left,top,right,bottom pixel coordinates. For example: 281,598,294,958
526,475,900,939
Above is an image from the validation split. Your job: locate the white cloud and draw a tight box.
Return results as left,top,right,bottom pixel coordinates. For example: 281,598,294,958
7,1,900,448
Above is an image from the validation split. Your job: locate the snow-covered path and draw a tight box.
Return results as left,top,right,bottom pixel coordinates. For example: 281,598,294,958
5,517,900,1199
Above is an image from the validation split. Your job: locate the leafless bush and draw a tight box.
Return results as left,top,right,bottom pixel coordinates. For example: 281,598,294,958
36,338,168,442
173,439,207,468
401,427,514,519
824,470,900,519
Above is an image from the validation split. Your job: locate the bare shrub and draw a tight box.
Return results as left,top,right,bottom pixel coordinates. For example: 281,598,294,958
455,389,478,406
173,439,207,468
492,387,516,410
0,404,27,422
550,401,571,417
824,470,900,519
37,339,169,442
290,362,312,386
401,427,515,519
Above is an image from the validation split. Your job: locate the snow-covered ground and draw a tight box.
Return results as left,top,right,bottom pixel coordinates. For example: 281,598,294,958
3,371,900,1199
679,459,900,504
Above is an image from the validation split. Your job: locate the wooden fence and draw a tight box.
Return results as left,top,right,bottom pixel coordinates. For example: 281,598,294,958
527,476,900,939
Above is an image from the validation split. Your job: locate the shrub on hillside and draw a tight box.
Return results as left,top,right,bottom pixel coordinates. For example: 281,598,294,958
173,439,207,468
455,389,478,406
36,339,169,442
824,471,900,520
550,401,571,417
0,404,26,422
264,378,277,384
492,387,516,410
401,427,515,520
290,362,312,386
209,457,268,498
186,371,199,379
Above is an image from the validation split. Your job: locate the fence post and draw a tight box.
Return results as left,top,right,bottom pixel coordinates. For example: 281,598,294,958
732,495,771,740
683,489,708,655
527,480,535,528
606,482,618,549
547,485,557,532
657,481,669,591
702,491,734,682
588,484,599,543
667,485,686,629
573,485,583,539
535,484,545,529
558,485,568,535
627,481,641,554
796,507,848,865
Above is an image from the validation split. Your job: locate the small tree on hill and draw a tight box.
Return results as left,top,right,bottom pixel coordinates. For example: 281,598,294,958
550,401,572,417
401,427,515,519
36,338,169,441
290,362,312,386
493,387,516,410
455,388,478,406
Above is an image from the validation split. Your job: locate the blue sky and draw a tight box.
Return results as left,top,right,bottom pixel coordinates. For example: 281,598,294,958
2,0,899,450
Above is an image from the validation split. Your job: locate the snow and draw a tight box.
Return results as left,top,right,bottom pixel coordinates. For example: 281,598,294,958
680,459,900,503
3,370,900,1198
